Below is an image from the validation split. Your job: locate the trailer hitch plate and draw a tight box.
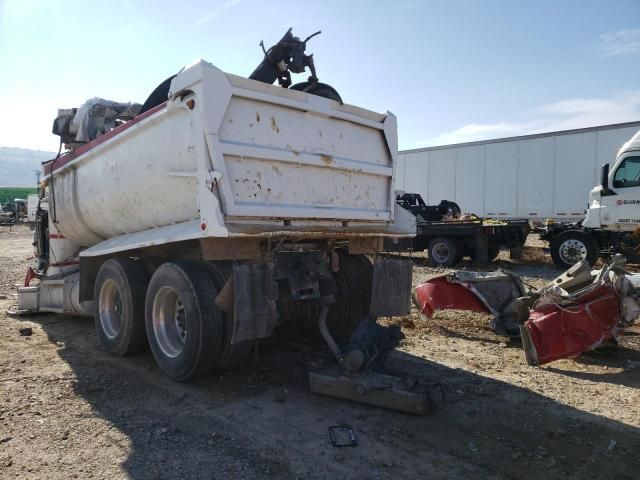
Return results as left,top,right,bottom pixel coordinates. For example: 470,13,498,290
309,369,431,415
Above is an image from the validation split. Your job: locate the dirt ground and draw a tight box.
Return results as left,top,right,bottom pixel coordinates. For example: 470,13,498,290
1,224,639,479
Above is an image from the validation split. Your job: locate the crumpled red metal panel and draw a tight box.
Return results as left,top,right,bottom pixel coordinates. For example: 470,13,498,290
521,284,619,365
413,277,490,317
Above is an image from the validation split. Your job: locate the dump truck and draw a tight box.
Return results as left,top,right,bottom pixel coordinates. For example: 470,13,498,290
16,32,416,391
542,129,640,269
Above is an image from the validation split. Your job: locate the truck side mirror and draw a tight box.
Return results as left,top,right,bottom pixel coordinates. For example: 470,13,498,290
601,163,609,189
601,163,614,195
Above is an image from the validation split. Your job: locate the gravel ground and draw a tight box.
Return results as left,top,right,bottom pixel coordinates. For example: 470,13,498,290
1,225,639,479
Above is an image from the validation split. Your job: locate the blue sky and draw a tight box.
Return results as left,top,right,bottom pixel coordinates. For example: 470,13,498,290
0,0,639,152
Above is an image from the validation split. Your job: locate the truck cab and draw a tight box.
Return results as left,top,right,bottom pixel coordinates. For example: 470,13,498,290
584,130,640,230
546,129,640,268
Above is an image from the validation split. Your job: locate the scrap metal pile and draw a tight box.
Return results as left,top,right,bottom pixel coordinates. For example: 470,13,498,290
413,255,640,365
52,98,142,147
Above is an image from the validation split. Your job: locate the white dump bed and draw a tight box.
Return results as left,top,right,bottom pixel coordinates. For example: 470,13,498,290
44,60,410,254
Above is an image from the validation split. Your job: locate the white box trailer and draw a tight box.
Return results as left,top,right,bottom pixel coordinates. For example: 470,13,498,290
397,121,640,222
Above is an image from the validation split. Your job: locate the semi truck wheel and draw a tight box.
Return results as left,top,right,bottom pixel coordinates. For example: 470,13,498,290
94,258,149,356
332,253,372,338
550,230,599,269
205,262,252,371
290,82,343,103
139,75,176,114
428,237,460,267
286,253,371,343
145,262,224,381
351,254,373,311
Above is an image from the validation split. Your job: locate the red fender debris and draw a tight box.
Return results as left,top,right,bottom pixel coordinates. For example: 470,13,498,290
413,258,639,365
413,271,528,336
521,284,619,366
413,277,490,317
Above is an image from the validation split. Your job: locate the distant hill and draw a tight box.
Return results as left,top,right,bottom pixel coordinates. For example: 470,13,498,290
0,147,56,187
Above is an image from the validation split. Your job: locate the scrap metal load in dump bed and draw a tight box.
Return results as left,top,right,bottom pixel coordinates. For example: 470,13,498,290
15,30,426,413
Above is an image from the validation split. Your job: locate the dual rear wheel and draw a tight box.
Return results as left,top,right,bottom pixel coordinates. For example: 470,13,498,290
94,259,242,381
94,258,148,356
285,253,372,342
145,262,223,381
94,255,369,381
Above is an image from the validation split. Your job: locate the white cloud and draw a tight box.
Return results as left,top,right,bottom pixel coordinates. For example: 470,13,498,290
599,29,640,57
197,0,242,25
422,123,526,146
416,91,640,147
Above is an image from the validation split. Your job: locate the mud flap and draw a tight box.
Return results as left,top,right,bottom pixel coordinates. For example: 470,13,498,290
369,257,412,316
232,263,280,344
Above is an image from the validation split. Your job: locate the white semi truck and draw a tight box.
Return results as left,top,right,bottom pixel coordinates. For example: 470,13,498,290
543,129,640,269
17,51,415,385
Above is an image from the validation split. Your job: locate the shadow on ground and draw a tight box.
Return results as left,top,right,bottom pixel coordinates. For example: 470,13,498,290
21,313,640,479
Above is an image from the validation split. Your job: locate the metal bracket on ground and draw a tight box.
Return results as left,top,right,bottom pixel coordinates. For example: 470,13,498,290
309,369,432,415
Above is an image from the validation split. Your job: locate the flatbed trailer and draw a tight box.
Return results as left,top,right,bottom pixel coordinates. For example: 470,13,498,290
386,217,530,266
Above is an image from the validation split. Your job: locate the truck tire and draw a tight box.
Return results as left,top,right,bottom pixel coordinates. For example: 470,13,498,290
145,262,224,381
428,237,460,267
351,254,373,311
204,262,252,371
550,230,599,269
439,200,461,219
287,253,372,343
94,258,149,356
139,75,176,114
333,253,372,338
290,82,343,103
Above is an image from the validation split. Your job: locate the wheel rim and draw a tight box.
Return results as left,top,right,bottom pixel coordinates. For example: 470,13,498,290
99,279,123,340
558,238,588,265
152,286,187,358
431,242,451,264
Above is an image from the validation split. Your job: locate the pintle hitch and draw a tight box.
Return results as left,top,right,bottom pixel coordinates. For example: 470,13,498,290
309,257,434,414
309,316,434,415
